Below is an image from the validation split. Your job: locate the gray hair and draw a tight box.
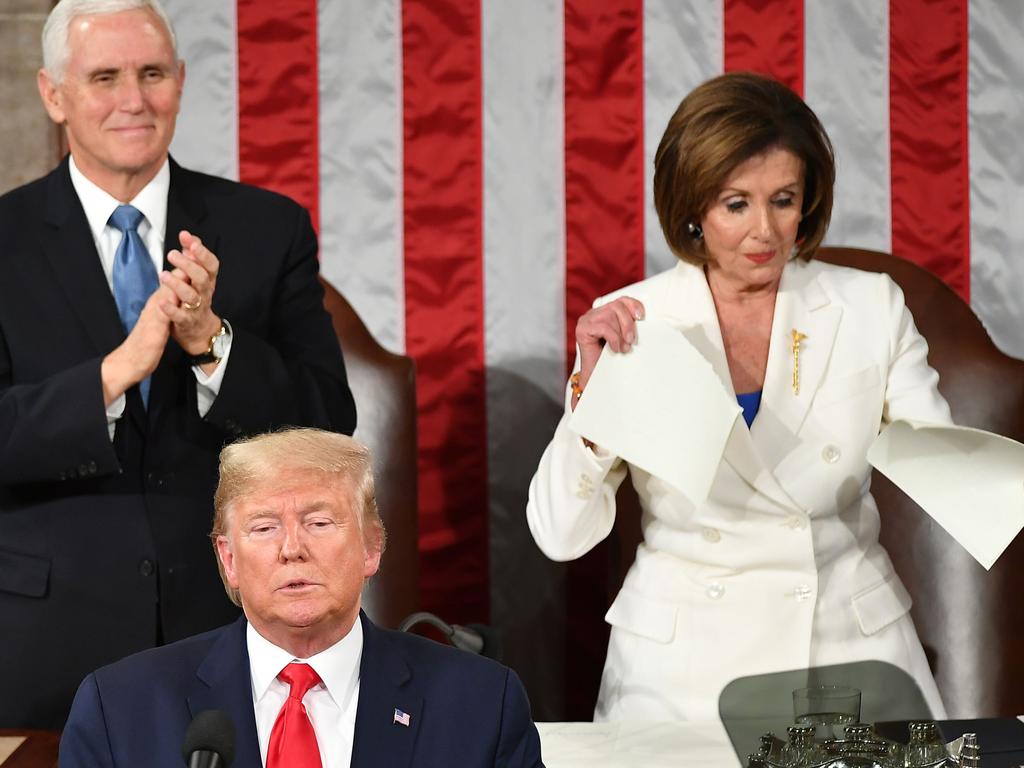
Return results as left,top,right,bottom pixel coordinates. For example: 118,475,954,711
212,428,387,607
42,0,178,83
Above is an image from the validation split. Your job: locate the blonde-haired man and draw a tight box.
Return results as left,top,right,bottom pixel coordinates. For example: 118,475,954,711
60,430,543,768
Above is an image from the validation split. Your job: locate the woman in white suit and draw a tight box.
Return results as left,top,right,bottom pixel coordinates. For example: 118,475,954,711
527,73,950,722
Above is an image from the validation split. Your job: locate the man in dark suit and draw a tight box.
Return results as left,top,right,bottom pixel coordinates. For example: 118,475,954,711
60,429,544,768
0,0,356,728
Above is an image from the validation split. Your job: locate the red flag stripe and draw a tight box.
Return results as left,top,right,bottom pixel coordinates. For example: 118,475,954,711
563,0,646,363
889,0,970,300
401,0,489,622
723,0,804,95
562,0,645,719
235,0,321,232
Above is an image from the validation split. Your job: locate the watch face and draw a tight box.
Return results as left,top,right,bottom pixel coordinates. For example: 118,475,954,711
211,329,228,359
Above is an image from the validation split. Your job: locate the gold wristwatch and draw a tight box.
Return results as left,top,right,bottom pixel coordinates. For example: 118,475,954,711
189,319,230,365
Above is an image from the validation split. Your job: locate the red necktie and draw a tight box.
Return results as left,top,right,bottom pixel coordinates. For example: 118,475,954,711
267,663,324,768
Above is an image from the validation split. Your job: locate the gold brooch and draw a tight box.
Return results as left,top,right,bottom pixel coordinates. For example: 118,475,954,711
790,329,807,395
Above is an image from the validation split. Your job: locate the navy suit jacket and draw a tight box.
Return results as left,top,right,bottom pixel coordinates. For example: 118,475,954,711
59,613,544,768
0,157,356,727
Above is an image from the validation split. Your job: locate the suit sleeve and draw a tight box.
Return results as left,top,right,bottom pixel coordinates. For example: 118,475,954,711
59,674,116,768
201,203,357,437
878,273,953,426
494,668,544,768
526,378,628,561
0,335,119,485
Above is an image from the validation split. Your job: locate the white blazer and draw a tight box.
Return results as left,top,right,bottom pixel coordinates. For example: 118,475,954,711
527,257,952,722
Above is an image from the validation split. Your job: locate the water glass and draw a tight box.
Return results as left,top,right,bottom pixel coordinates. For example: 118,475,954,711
792,684,862,740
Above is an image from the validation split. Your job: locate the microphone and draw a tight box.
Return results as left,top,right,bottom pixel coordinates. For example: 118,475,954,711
458,622,503,662
398,612,502,660
182,709,235,768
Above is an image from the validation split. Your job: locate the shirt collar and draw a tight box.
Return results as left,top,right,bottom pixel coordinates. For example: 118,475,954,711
246,617,364,711
68,154,170,244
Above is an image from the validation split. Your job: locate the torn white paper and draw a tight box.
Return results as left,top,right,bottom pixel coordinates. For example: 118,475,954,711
868,421,1024,569
568,319,741,504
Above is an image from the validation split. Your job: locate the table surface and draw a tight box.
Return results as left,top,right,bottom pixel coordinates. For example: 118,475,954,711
537,717,1024,768
538,721,741,768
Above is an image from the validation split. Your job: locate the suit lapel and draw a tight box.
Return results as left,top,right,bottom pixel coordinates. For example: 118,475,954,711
657,263,800,512
350,614,423,768
751,261,841,474
657,262,735,399
39,161,155,430
164,159,212,267
187,618,262,768
40,160,125,356
147,160,215,417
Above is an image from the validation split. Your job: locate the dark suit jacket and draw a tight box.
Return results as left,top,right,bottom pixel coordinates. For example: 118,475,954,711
59,613,544,768
0,157,356,728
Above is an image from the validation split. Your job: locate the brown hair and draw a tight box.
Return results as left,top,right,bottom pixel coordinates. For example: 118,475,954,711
211,428,386,606
653,72,835,265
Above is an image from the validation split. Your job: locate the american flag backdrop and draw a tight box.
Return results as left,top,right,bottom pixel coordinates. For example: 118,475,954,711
164,0,1024,718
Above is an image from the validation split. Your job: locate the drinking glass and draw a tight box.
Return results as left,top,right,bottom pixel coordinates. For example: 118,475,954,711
792,685,862,740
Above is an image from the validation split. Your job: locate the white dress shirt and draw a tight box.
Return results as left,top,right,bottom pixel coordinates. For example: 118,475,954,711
67,156,232,437
247,621,362,768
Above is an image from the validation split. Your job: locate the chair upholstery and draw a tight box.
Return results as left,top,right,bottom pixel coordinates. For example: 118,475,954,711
320,278,419,630
602,248,1024,717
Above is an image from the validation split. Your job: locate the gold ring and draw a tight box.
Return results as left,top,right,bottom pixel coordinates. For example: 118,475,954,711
183,297,202,311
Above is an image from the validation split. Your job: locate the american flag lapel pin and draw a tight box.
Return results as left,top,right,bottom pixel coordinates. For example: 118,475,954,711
393,708,411,727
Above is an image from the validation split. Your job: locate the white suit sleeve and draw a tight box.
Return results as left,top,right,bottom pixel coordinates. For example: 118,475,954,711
526,376,629,561
878,274,953,427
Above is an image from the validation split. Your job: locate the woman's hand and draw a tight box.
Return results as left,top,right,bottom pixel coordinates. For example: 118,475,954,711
574,296,645,392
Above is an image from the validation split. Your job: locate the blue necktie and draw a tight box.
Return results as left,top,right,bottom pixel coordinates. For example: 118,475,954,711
109,204,159,405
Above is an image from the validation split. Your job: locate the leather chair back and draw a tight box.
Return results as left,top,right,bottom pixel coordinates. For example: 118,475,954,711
320,278,419,629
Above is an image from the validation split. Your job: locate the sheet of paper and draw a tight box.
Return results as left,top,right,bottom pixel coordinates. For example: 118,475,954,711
569,319,741,504
867,421,1024,569
0,737,26,765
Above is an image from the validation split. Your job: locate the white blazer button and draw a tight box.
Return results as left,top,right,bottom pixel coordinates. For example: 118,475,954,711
821,444,841,464
794,584,813,601
706,582,725,600
783,514,807,530
575,474,595,499
701,526,721,543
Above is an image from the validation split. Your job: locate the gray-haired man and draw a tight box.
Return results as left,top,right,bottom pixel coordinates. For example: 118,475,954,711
0,0,355,727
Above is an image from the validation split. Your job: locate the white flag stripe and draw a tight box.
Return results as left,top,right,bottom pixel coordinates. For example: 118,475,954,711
806,1,892,254
968,0,1024,360
318,0,406,353
482,0,566,398
482,0,568,703
167,0,238,182
642,0,723,278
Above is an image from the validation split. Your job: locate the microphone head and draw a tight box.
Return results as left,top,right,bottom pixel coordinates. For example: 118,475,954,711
182,709,236,766
470,623,504,661
460,623,504,662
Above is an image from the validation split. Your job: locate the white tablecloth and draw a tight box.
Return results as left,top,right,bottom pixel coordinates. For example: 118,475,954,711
537,720,742,768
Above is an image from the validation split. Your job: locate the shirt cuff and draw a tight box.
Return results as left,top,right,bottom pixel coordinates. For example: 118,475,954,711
106,393,126,441
192,322,233,417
